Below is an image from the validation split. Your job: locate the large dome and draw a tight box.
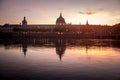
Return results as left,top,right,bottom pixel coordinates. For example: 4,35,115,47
56,13,66,25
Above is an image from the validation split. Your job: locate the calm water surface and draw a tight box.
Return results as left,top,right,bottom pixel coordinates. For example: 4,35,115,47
0,38,120,80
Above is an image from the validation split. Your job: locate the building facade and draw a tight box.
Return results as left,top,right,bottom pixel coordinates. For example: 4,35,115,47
0,13,119,38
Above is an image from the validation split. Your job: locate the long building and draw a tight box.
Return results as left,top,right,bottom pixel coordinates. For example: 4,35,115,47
0,13,111,31
0,13,120,39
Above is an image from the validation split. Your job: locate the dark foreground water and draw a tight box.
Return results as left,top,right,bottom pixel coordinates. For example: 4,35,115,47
0,38,120,80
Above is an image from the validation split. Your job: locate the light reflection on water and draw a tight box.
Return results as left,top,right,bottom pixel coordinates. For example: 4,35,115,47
0,38,120,80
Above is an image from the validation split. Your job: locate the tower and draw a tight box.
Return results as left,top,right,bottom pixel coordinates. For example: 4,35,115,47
86,20,89,26
22,16,27,27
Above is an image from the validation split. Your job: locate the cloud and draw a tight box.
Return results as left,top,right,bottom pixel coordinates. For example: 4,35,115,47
23,8,32,12
58,8,64,10
78,8,105,15
116,17,120,21
79,11,96,15
97,8,104,11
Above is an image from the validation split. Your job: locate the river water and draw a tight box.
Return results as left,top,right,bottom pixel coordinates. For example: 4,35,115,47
0,38,120,80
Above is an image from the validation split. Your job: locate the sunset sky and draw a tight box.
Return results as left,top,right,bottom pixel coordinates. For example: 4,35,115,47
0,0,120,25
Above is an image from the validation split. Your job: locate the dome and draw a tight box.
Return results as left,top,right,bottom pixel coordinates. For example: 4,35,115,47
56,13,66,25
22,16,27,26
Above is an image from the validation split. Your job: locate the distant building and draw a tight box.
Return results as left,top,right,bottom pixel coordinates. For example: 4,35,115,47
1,13,116,36
2,24,13,32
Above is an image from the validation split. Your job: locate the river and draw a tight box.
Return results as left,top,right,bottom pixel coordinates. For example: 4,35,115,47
0,38,120,80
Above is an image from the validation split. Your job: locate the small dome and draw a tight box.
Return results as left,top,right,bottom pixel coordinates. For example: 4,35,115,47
4,24,10,27
22,17,27,23
56,13,66,25
22,16,27,26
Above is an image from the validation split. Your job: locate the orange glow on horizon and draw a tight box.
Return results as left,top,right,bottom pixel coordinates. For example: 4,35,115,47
0,10,119,25
0,0,120,25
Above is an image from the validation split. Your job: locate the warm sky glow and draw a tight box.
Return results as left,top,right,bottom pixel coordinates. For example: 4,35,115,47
0,0,120,25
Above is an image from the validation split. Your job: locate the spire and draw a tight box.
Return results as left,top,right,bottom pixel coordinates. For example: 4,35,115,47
86,19,88,25
60,12,62,17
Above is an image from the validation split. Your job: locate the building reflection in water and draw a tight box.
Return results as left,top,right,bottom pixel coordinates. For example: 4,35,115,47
1,38,120,60
21,39,28,57
19,38,66,60
20,38,66,60
55,39,66,61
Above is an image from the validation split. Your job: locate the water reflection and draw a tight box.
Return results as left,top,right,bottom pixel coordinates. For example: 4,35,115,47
22,39,28,57
0,38,120,80
55,39,66,61
0,38,120,60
